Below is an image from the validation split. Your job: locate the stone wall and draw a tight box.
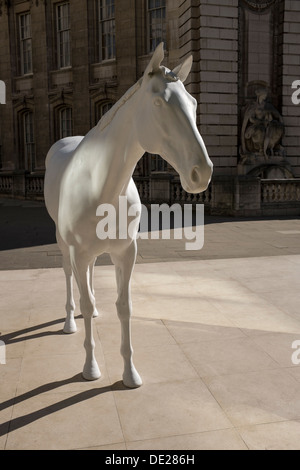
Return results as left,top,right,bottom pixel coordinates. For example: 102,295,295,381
0,0,180,173
0,4,15,170
281,0,300,177
31,2,51,169
0,0,299,215
179,0,239,177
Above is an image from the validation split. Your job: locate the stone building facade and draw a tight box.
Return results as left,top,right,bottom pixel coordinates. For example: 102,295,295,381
0,0,299,215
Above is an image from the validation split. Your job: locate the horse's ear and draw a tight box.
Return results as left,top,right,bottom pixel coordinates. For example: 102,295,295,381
172,55,193,83
143,42,165,79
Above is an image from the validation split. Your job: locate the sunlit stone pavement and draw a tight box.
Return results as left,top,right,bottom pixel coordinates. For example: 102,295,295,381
1,199,300,450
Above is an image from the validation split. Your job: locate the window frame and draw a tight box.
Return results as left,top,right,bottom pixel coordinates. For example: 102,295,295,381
97,0,116,62
19,12,33,75
58,106,73,139
150,153,168,173
147,0,166,53
22,110,36,172
56,2,71,69
0,122,2,170
95,100,114,124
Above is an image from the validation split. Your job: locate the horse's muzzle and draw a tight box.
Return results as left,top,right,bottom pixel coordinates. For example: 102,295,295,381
182,162,213,194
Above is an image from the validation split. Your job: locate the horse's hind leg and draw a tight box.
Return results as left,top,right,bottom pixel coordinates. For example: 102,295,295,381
70,247,100,380
111,241,142,388
56,230,77,333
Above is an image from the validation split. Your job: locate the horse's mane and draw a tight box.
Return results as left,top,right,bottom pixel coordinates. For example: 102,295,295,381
96,66,177,133
97,78,143,132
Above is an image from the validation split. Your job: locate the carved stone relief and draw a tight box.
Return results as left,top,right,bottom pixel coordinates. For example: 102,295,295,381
240,87,285,166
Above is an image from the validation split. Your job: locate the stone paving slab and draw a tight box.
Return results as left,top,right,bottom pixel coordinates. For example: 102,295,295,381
1,199,300,450
0,255,300,450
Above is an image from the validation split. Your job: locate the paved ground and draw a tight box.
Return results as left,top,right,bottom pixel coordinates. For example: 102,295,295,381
1,197,300,450
0,197,300,269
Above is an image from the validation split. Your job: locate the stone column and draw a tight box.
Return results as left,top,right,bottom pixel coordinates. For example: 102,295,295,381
178,0,201,98
31,3,50,170
198,0,239,177
115,0,137,96
0,7,15,171
178,1,239,177
70,0,91,136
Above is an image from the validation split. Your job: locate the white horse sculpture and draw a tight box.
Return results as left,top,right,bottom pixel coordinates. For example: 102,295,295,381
44,43,213,388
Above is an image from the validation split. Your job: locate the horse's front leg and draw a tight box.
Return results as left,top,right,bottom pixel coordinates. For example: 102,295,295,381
111,241,142,388
89,258,99,318
62,255,77,334
71,248,101,381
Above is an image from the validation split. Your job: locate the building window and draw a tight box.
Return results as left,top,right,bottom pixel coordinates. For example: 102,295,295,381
148,0,166,53
56,2,71,68
98,0,116,61
59,106,73,138
22,111,36,171
0,131,2,170
95,100,114,124
150,153,168,172
19,13,32,75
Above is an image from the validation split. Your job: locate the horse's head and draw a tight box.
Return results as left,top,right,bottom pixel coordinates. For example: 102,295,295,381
137,43,213,194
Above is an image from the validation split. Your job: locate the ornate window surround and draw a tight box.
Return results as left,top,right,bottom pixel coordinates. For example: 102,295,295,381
240,0,277,12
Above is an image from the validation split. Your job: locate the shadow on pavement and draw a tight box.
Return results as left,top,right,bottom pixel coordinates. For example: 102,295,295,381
0,198,299,253
0,203,56,251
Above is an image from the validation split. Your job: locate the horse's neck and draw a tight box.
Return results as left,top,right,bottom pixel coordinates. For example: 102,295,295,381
74,87,143,203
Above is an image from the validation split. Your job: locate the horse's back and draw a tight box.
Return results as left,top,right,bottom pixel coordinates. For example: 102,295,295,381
44,136,84,222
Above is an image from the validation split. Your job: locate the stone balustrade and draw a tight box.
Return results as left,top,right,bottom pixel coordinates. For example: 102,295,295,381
0,172,44,200
1,172,300,217
25,174,44,196
261,179,300,204
0,174,12,193
171,179,212,206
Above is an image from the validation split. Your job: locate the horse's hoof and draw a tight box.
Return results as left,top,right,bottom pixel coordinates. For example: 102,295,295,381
82,361,101,381
123,369,143,389
63,319,77,334
92,308,99,318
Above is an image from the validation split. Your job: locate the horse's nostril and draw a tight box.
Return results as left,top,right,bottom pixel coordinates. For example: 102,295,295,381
191,166,201,185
